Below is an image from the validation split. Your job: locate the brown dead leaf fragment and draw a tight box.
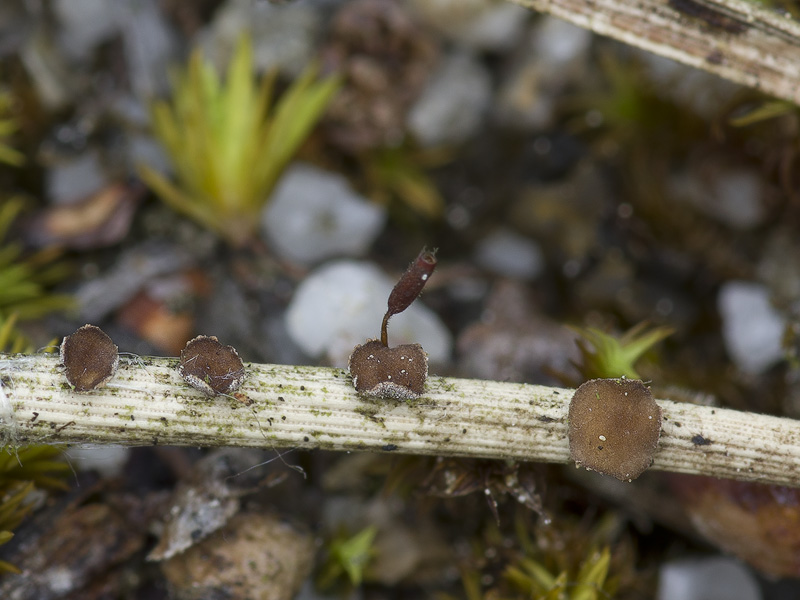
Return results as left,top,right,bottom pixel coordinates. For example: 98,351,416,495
24,181,143,250
116,290,195,356
669,474,800,578
116,269,212,355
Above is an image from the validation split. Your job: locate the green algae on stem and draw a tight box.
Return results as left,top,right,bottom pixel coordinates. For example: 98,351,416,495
2,354,800,488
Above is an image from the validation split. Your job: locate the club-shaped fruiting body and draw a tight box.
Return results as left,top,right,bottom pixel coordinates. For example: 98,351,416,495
178,335,246,396
381,248,437,347
568,378,662,481
349,248,437,400
60,324,119,391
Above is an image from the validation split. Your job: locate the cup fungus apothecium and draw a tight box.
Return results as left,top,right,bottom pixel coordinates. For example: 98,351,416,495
60,324,119,391
349,340,428,400
178,335,246,396
348,248,436,399
568,378,662,481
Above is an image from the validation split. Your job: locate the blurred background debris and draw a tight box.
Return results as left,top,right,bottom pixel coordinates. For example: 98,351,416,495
1,0,799,596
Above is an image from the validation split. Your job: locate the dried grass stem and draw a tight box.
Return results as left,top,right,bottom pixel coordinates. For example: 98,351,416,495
1,353,799,487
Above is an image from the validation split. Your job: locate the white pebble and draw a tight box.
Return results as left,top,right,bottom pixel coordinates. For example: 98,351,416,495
657,557,761,600
534,16,592,67
66,445,130,478
407,52,492,147
718,281,785,375
474,228,544,280
199,0,321,77
668,168,766,230
53,0,118,60
286,260,452,367
46,151,107,205
263,164,386,265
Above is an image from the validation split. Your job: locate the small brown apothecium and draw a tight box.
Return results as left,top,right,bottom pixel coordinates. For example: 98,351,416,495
349,248,436,399
178,335,246,396
568,378,662,481
60,324,119,391
349,340,428,400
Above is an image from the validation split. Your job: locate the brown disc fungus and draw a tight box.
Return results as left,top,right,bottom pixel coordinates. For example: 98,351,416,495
348,248,436,399
568,378,662,481
349,340,428,400
60,324,119,391
178,335,246,396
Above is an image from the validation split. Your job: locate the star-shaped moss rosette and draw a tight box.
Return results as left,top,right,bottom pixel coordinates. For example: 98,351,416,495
348,249,437,400
138,35,341,248
570,322,674,380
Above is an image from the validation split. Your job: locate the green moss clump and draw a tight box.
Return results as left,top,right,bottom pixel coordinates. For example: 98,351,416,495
0,92,23,167
0,446,70,573
317,526,377,590
139,35,341,247
570,322,673,380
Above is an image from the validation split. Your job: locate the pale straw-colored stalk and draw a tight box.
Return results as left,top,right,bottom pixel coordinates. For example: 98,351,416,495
2,352,800,487
508,0,800,105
